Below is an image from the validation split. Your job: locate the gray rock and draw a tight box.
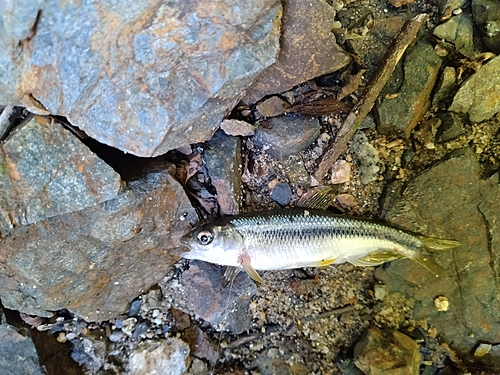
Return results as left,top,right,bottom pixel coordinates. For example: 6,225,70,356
183,326,219,364
0,116,121,231
221,119,255,137
251,115,320,161
256,96,291,117
354,328,421,375
431,0,467,18
271,183,292,206
437,112,464,141
128,299,142,317
376,147,500,368
243,0,351,103
472,0,500,54
433,13,475,59
127,338,190,375
449,55,500,123
205,130,242,216
0,0,282,157
0,321,45,375
0,168,197,321
162,260,257,335
432,66,457,110
375,40,442,137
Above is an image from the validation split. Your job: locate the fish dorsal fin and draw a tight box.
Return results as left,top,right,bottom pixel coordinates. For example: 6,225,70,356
297,186,336,210
238,252,264,284
222,266,241,288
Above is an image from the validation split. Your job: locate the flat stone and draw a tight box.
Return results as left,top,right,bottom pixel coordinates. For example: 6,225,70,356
375,40,442,137
0,0,282,157
242,0,351,104
162,260,257,335
0,168,197,321
256,96,291,117
127,338,190,375
449,55,500,123
354,328,421,375
437,112,464,141
376,147,500,368
204,130,242,216
0,116,121,231
251,115,320,161
221,119,255,137
330,160,351,184
433,13,475,59
432,66,457,110
183,326,219,364
0,319,45,375
472,0,500,54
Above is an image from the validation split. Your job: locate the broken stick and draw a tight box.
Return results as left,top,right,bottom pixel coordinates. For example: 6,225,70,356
314,13,429,181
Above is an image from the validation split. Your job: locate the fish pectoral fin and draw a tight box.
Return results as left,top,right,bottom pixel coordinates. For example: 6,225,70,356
349,250,404,267
238,252,264,284
413,253,444,276
222,266,242,288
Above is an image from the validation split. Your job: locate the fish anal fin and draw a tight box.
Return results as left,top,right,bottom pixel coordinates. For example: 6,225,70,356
222,266,241,288
238,252,264,284
297,186,336,210
413,253,444,276
358,250,405,265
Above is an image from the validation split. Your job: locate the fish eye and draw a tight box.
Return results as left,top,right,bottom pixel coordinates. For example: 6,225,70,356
196,230,213,245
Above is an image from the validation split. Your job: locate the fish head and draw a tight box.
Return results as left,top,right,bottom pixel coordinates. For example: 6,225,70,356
180,223,243,266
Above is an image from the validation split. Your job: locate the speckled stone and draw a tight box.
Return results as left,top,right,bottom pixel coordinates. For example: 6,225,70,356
0,0,282,157
0,115,121,231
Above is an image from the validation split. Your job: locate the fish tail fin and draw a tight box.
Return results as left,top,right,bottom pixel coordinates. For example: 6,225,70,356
418,236,461,253
413,236,460,276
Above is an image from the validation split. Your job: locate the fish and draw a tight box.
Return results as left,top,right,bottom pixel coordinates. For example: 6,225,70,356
180,209,460,284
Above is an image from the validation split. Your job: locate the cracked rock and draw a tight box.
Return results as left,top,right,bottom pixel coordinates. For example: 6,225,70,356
377,147,500,369
0,168,197,321
0,0,282,157
0,115,121,231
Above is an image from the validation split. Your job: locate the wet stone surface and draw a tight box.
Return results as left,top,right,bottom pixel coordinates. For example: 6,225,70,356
0,0,282,157
161,260,257,335
375,40,442,137
0,168,197,321
204,130,242,216
243,0,351,104
0,115,121,232
251,115,320,161
377,147,500,369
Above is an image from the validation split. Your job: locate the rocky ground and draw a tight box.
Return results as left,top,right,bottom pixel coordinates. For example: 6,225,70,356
2,0,500,374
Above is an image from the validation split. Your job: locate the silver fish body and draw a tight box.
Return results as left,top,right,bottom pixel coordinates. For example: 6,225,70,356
180,209,459,280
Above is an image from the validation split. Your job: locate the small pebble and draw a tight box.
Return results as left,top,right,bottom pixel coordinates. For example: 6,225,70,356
122,317,138,336
109,330,125,343
221,119,255,137
271,183,292,206
335,194,357,209
474,343,492,357
330,160,351,184
374,284,387,301
127,299,142,317
434,296,449,312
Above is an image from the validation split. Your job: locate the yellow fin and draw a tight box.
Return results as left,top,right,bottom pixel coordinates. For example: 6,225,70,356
419,236,460,253
359,250,405,265
306,258,336,267
297,186,336,210
413,253,444,276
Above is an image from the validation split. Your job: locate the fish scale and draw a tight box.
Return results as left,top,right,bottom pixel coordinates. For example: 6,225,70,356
180,209,461,282
228,211,420,271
